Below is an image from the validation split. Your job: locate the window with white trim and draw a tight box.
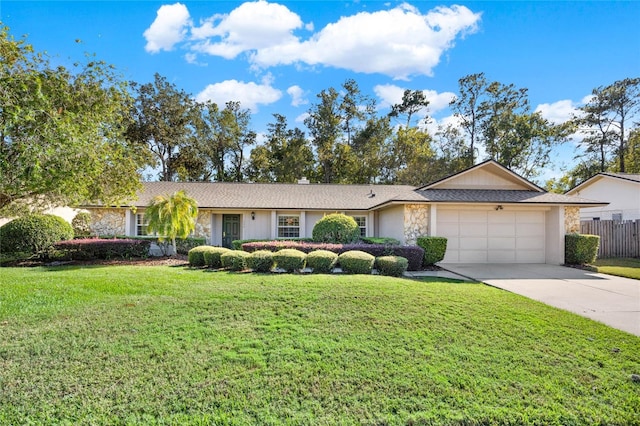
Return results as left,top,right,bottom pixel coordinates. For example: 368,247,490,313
136,213,149,236
278,215,300,238
351,216,367,237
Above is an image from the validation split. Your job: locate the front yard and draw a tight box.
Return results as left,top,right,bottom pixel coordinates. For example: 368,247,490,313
0,266,638,425
594,257,640,280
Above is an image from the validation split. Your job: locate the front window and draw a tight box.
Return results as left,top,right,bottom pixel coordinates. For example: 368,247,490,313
136,213,149,236
352,216,367,237
278,215,300,238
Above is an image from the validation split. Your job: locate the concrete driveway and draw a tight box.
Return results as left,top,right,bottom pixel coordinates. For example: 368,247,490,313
439,263,640,336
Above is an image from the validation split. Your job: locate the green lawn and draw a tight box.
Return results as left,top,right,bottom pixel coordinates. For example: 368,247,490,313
1,266,638,425
594,258,640,280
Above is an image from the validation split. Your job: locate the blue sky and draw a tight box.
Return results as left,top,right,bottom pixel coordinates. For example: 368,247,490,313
2,1,638,182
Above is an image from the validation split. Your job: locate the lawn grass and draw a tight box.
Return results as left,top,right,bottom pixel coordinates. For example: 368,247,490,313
593,257,640,280
1,266,639,425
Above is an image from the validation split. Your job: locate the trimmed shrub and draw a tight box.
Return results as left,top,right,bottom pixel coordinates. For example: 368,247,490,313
53,238,151,260
417,237,448,265
565,233,600,265
375,256,408,277
188,246,211,267
242,241,424,271
273,249,307,272
338,250,375,275
361,237,400,245
233,238,312,250
306,250,338,274
221,250,250,271
312,214,360,244
203,247,231,268
0,214,73,255
71,212,93,238
246,250,275,272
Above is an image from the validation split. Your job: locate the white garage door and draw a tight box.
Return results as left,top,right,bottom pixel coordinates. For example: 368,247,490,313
437,208,545,263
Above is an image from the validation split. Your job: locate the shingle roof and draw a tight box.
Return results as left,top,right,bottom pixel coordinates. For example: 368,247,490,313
125,181,422,210
602,173,640,183
417,189,606,205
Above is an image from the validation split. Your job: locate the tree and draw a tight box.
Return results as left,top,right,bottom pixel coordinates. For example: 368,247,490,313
246,114,314,182
221,101,256,182
389,89,430,129
127,73,195,181
144,190,198,255
449,72,488,166
575,78,640,172
0,26,145,215
305,80,377,183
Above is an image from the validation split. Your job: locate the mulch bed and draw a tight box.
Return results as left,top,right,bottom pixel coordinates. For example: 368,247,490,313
3,255,190,268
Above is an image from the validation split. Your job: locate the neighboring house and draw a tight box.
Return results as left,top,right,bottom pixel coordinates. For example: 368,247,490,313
566,173,640,221
84,161,606,265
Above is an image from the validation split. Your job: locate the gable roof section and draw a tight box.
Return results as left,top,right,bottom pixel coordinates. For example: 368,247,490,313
117,181,423,210
418,160,544,192
566,172,640,195
415,189,606,205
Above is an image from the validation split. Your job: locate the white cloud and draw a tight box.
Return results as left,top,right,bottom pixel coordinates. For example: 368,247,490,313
143,3,191,53
147,2,481,79
195,79,282,112
535,99,579,124
191,0,304,59
287,85,308,107
253,3,481,79
295,112,309,123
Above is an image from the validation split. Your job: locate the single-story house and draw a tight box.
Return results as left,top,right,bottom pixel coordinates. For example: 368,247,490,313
565,172,640,221
84,160,606,264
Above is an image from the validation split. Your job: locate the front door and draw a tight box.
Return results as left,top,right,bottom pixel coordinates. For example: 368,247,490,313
222,214,241,248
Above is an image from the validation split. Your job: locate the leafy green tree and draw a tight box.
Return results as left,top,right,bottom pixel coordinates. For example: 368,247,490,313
0,26,145,215
246,114,314,182
389,89,431,129
575,78,640,173
221,101,256,182
144,190,198,255
127,73,196,181
305,80,377,183
449,72,488,166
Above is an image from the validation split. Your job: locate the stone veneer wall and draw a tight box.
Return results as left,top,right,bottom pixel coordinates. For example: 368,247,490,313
195,212,212,240
564,206,581,234
89,208,126,236
404,204,429,245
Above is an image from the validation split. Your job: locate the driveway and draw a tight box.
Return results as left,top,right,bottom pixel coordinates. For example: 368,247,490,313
439,263,640,336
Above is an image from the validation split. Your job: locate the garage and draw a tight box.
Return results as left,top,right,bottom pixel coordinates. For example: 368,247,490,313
436,207,546,263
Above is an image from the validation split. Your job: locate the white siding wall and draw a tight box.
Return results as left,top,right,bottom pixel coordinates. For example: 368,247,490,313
573,178,640,220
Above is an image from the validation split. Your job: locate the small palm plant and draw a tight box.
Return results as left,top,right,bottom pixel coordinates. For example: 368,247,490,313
144,190,198,255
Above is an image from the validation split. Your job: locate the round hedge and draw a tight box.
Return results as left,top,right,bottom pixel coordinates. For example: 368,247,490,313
221,250,250,271
71,212,93,238
273,248,307,272
312,213,360,244
188,246,211,267
246,250,275,272
203,247,232,268
338,250,375,274
0,214,73,254
375,255,408,277
306,250,338,274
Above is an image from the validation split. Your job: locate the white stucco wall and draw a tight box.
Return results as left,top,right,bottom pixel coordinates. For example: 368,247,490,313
572,178,640,220
377,205,406,244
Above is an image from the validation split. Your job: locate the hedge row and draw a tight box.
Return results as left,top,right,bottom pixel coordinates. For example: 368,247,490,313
241,241,424,271
188,246,408,276
53,239,152,260
565,233,600,265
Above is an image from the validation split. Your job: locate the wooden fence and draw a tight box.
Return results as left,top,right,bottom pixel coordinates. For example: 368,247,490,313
580,220,640,258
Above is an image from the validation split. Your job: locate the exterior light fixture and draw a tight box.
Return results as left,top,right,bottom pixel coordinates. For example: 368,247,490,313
251,211,255,220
